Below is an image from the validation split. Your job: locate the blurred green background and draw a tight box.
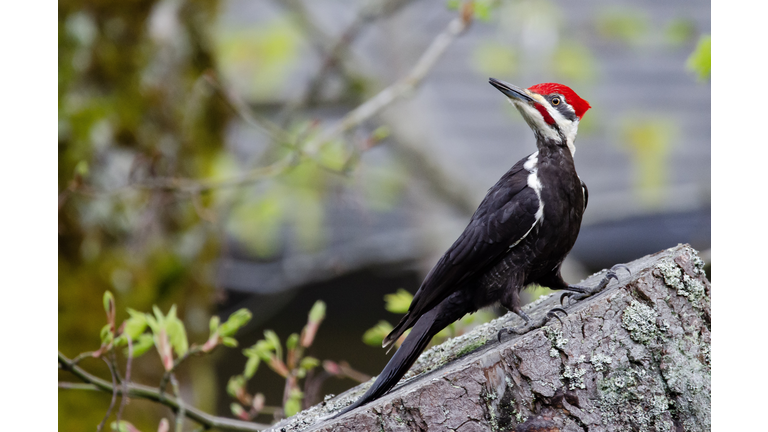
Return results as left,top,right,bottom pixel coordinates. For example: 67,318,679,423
58,0,710,430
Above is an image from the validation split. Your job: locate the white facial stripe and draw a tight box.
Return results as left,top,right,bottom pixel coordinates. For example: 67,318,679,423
508,98,560,142
529,93,579,156
562,119,579,156
558,95,576,116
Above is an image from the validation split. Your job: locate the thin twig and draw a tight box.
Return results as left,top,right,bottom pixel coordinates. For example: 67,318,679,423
64,3,475,201
75,152,296,198
71,350,97,366
97,358,120,432
59,352,270,431
203,72,295,147
169,374,185,432
59,382,103,390
158,346,202,403
116,335,133,424
303,7,474,156
289,0,415,110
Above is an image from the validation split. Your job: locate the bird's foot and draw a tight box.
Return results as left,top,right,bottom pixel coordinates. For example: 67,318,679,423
497,308,568,343
560,264,630,307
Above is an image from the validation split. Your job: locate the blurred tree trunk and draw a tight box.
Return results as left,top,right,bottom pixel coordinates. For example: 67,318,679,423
271,244,711,431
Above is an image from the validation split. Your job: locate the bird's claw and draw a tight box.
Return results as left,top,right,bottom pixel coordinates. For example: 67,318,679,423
611,263,631,276
561,263,630,307
497,327,513,343
547,307,568,327
497,308,568,343
604,264,630,283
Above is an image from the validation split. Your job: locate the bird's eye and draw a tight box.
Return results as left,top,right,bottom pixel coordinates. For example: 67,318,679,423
551,97,561,106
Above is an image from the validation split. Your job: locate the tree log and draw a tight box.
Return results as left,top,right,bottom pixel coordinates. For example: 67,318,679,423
269,244,711,431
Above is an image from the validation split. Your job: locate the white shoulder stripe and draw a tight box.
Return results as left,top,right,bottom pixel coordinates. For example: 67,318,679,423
525,152,544,223
509,152,544,250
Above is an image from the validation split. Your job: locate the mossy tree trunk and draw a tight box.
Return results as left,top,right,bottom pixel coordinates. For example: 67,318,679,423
270,244,711,432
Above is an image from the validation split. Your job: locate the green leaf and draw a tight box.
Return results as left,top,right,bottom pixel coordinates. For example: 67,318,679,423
286,333,299,351
362,321,394,346
165,313,188,357
253,340,276,362
209,316,220,336
299,356,320,371
283,388,304,417
113,335,127,348
152,305,164,323
145,313,160,334
74,160,89,177
244,355,260,379
100,323,114,346
128,333,155,357
109,420,138,432
214,18,302,101
384,289,413,314
123,311,148,340
474,0,493,21
686,34,711,81
221,337,238,348
103,291,114,315
227,375,246,398
219,308,252,337
317,140,348,172
308,300,326,323
264,330,282,360
230,402,246,418
371,126,390,142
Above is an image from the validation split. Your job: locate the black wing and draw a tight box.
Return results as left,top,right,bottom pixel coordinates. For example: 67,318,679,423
581,178,588,211
384,155,541,347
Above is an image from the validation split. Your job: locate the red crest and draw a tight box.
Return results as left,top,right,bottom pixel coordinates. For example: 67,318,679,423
527,83,591,120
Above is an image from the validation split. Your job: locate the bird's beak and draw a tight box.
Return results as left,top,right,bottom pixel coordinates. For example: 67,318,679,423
489,78,534,103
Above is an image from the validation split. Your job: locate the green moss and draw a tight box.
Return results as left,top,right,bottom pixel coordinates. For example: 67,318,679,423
455,337,488,357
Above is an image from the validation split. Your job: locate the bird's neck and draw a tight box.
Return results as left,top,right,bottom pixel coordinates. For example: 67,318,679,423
533,125,578,157
535,136,573,161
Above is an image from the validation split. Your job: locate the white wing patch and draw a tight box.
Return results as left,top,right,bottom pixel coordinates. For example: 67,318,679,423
509,152,544,250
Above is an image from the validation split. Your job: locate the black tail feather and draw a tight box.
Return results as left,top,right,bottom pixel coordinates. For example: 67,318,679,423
333,295,472,418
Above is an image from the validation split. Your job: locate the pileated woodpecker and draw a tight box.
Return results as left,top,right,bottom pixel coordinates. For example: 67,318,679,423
332,78,624,418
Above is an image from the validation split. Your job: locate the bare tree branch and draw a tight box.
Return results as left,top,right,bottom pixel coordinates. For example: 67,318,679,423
294,0,417,108
97,358,120,432
170,374,186,432
116,335,133,425
61,4,476,201
59,352,270,432
303,7,474,156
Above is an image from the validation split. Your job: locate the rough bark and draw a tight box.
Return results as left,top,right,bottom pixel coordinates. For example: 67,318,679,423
269,244,711,432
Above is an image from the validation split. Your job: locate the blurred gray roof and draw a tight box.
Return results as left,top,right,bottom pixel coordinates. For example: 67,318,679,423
217,0,710,294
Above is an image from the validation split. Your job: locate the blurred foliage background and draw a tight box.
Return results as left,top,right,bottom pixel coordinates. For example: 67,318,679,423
58,0,710,430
